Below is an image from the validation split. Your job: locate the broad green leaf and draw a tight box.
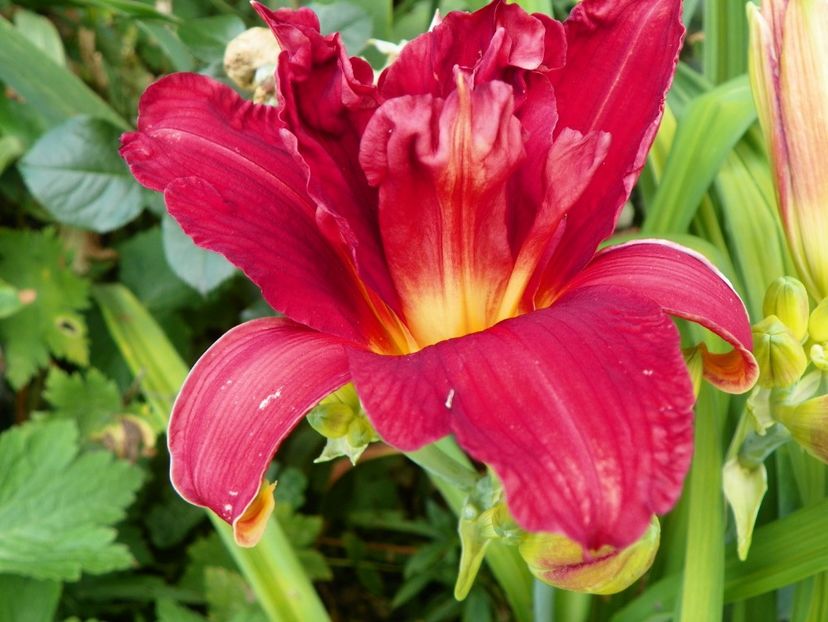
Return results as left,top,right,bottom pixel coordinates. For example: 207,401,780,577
0,419,143,580
138,20,196,73
310,2,373,54
612,498,828,622
70,0,179,21
19,116,143,232
0,575,61,622
703,0,749,85
643,75,756,235
43,367,122,439
0,17,127,129
13,9,66,66
316,0,391,40
118,227,198,312
205,567,268,622
156,599,207,622
0,228,90,388
161,214,236,296
179,15,246,62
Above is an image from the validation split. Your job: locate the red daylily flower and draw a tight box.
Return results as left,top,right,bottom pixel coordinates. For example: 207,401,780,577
122,0,758,550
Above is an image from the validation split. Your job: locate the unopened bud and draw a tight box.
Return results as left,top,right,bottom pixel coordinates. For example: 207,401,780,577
763,277,810,341
752,316,808,388
223,27,280,92
518,517,660,595
96,414,157,461
809,299,828,343
723,458,767,561
776,395,828,464
810,343,828,371
307,402,354,439
310,385,378,465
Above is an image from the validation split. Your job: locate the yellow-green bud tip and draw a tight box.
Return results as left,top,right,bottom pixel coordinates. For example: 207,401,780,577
752,315,808,388
518,517,660,595
776,395,828,465
763,277,810,341
809,299,828,344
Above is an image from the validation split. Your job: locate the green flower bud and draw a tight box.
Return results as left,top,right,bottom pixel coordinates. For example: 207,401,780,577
776,395,828,464
752,315,808,388
809,299,828,343
346,416,377,447
307,402,354,439
518,517,660,595
810,343,828,372
763,277,810,341
723,458,767,561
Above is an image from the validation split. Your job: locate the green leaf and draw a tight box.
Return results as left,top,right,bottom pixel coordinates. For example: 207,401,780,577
613,498,828,622
205,567,268,622
0,574,61,622
0,278,27,319
70,0,179,22
179,15,246,62
0,135,25,176
310,2,373,54
13,10,66,66
0,228,90,388
19,116,144,233
138,20,196,73
156,598,208,622
642,75,756,235
0,419,143,581
0,17,127,129
43,367,122,438
162,214,236,296
118,227,198,312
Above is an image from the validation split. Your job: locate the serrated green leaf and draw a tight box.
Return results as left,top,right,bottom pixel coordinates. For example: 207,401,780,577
19,116,143,233
179,15,246,62
0,419,143,580
0,278,26,319
309,2,373,54
0,17,127,129
0,574,61,622
161,214,235,295
145,485,205,549
13,10,66,66
43,367,122,438
0,228,90,388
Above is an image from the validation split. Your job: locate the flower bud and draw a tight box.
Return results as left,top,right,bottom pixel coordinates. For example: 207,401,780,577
810,343,828,372
723,458,767,561
763,277,810,341
518,517,660,595
776,395,828,464
809,299,828,344
752,315,808,388
307,402,354,439
309,385,378,465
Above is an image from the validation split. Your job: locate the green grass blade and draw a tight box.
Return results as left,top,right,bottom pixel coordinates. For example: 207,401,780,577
0,17,128,130
642,76,756,236
93,284,330,622
676,385,726,622
612,498,828,622
703,0,749,84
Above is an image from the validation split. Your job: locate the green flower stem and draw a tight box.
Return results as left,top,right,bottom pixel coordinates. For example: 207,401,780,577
211,514,330,622
738,424,791,470
677,384,726,622
94,285,329,622
420,438,534,622
406,441,480,493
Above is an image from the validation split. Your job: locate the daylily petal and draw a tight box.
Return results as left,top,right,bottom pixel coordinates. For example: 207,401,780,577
252,4,401,313
350,285,695,549
541,0,684,292
361,76,523,347
379,0,565,100
564,240,758,393
168,317,349,546
121,73,390,348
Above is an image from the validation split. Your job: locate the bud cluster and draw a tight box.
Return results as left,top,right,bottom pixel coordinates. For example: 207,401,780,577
307,384,379,465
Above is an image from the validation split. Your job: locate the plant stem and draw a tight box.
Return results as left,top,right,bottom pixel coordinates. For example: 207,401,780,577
406,441,480,493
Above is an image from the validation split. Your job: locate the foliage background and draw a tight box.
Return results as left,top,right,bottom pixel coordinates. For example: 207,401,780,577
0,0,824,621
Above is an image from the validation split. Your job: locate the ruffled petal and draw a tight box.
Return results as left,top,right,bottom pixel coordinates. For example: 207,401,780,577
121,73,390,348
252,4,401,313
361,76,523,347
541,0,684,292
169,318,349,546
350,285,695,549
378,0,565,100
564,240,758,393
